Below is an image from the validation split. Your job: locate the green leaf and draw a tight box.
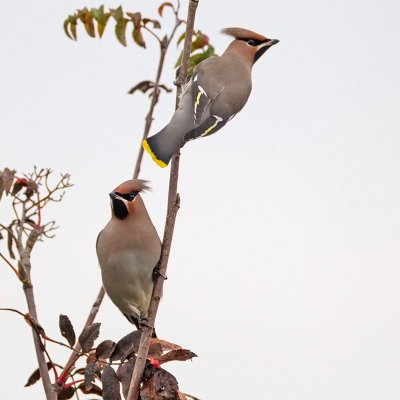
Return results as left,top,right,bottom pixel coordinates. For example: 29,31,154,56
187,45,215,75
176,31,185,46
63,15,78,40
91,5,111,38
111,7,128,46
115,19,129,46
110,6,124,23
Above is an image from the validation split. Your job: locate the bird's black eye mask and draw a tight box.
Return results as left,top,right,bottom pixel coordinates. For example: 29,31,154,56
114,191,139,202
242,38,266,46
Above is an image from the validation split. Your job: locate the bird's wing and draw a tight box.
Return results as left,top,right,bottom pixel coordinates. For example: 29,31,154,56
191,57,226,125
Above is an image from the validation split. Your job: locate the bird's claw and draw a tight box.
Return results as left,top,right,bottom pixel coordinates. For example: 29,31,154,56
153,266,168,280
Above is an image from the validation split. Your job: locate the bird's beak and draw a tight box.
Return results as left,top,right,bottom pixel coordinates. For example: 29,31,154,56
254,38,279,63
262,38,279,48
109,192,117,200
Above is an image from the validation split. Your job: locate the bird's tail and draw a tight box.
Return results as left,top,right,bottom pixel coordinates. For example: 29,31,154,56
143,127,183,168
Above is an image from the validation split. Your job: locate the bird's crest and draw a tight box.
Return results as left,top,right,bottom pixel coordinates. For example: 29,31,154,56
112,179,150,195
221,27,267,42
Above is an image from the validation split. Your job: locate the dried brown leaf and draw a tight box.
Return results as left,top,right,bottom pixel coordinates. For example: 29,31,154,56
110,330,141,362
177,392,188,400
58,386,75,400
141,369,179,400
11,179,26,196
142,18,161,29
128,80,154,94
0,171,3,200
102,365,121,400
77,382,102,396
79,322,100,353
148,339,163,358
59,314,76,347
24,362,53,387
84,360,101,391
77,7,95,38
25,179,38,198
2,168,15,195
158,2,174,17
7,226,15,260
158,349,197,364
132,27,146,48
116,358,135,398
96,339,116,360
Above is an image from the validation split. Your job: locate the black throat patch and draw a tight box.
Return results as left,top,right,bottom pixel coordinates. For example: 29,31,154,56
112,198,129,220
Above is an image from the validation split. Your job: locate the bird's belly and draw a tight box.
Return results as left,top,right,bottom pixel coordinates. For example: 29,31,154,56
101,250,155,316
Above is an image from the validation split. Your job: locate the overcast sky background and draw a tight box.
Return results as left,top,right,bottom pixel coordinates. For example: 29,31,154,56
1,0,400,399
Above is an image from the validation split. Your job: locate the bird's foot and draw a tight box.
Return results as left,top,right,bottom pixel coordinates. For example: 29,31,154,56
138,317,157,337
153,265,167,280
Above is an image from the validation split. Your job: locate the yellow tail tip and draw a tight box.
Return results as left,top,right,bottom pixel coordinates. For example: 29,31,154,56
142,139,168,168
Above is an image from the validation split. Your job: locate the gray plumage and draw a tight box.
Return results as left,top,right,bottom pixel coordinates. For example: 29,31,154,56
143,27,279,167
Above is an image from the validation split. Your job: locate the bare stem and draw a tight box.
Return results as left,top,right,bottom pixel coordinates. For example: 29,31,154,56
133,12,183,179
127,1,199,399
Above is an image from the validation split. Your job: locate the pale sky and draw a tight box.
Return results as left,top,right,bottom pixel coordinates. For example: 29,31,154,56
1,0,400,399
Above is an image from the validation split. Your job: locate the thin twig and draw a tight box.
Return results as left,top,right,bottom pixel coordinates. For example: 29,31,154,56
133,2,183,179
127,1,199,399
0,252,20,278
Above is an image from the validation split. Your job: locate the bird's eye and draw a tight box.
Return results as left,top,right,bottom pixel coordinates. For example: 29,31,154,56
115,191,138,202
127,192,136,201
246,39,257,46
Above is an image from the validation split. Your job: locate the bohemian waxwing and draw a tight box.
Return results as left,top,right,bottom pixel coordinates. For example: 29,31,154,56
143,27,279,167
96,179,161,331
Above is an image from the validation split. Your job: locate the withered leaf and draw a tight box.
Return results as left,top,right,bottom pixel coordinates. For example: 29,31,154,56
148,339,163,358
132,27,146,48
63,15,78,40
77,382,103,396
2,168,15,195
128,80,154,94
110,330,141,362
156,339,182,353
25,361,53,387
141,369,179,400
96,339,116,360
58,386,75,400
7,225,15,260
79,322,100,353
59,314,76,347
177,391,188,400
116,358,135,399
73,367,86,376
127,11,141,28
77,7,95,38
102,365,121,400
84,360,101,391
158,2,174,17
11,179,26,196
25,179,38,198
0,170,3,200
158,349,197,364
142,18,161,29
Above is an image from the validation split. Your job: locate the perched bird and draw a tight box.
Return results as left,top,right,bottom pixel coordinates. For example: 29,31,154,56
96,179,161,331
143,27,279,167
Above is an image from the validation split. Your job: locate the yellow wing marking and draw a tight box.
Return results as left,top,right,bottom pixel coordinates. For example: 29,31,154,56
200,116,223,137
